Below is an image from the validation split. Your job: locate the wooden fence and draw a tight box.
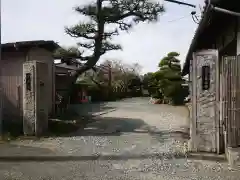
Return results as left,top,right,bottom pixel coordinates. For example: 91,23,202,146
221,56,240,148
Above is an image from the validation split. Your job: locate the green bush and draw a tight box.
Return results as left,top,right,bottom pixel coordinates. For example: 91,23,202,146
170,85,189,105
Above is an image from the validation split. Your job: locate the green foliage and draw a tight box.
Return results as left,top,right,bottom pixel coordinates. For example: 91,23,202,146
75,60,143,102
54,47,82,60
144,52,189,105
167,52,180,57
142,72,160,97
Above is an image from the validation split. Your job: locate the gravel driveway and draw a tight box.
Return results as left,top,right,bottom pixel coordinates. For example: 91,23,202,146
0,98,239,180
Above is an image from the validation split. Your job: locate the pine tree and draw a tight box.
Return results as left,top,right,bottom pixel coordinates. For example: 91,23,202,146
55,0,164,105
155,52,188,104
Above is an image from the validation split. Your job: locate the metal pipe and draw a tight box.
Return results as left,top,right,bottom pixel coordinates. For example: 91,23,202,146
212,5,240,17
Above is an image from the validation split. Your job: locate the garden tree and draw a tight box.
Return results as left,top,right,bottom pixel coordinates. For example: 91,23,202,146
91,60,113,87
142,72,153,89
82,59,142,99
55,0,164,105
111,60,141,93
128,76,143,96
156,52,188,104
131,63,142,75
142,72,160,96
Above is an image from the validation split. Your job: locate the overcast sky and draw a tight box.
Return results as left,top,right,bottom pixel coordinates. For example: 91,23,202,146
2,0,204,74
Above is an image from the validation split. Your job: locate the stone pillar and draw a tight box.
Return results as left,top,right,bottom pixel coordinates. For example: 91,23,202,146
23,61,36,135
193,50,218,153
23,61,48,136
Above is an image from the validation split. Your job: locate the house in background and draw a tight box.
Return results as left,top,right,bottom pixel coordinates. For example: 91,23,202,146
182,0,240,166
54,62,80,113
0,40,59,136
54,62,94,112
55,62,79,98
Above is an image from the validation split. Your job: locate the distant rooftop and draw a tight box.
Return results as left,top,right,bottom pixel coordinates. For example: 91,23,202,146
55,63,80,71
2,40,60,52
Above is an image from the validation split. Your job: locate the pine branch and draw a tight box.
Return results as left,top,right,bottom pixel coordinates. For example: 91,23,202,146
65,23,97,39
77,42,95,49
54,47,90,62
101,41,122,54
106,0,164,24
103,29,119,39
116,21,133,31
75,5,98,21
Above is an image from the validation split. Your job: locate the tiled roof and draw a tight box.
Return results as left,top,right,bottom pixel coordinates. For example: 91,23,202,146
2,40,60,52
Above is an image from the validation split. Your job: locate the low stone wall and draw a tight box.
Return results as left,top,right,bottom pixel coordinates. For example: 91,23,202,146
226,147,240,170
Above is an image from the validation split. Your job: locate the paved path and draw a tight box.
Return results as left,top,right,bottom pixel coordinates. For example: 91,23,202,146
0,98,240,179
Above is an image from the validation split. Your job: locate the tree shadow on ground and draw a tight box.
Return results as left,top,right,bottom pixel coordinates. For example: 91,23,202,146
72,116,190,140
69,102,117,117
48,116,147,137
48,115,190,146
2,116,226,163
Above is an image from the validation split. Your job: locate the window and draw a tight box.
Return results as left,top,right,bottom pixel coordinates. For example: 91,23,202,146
202,65,210,90
26,73,31,91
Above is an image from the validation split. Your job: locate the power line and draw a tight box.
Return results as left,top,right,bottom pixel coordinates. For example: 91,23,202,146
165,0,196,8
165,13,200,24
167,14,191,23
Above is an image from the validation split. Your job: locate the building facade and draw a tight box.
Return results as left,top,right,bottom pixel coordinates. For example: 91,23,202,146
0,41,59,135
182,0,240,166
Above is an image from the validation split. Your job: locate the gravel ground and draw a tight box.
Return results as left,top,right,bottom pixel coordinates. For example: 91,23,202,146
0,98,240,180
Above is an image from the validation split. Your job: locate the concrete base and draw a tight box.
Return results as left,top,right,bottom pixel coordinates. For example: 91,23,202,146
187,135,200,153
226,147,240,169
188,138,196,152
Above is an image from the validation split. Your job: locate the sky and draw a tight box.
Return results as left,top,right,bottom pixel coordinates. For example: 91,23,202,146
1,0,204,74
